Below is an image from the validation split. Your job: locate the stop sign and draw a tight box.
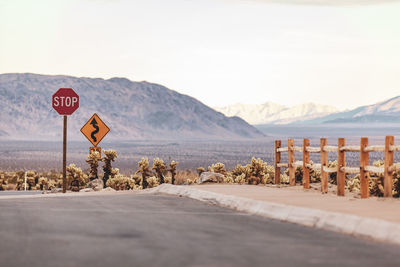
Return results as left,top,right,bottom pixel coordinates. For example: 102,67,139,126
52,88,79,115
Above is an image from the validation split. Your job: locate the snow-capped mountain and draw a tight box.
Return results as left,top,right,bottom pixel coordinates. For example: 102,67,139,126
0,73,264,140
303,95,400,124
214,102,340,125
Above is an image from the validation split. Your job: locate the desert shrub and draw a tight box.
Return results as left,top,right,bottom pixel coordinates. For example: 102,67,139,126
175,170,198,185
102,149,117,187
186,178,195,185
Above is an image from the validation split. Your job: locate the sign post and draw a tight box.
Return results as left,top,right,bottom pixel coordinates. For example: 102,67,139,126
52,88,79,193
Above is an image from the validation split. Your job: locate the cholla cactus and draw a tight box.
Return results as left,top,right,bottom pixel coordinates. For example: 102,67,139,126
26,171,37,190
138,157,152,189
223,174,234,184
208,163,226,175
48,180,56,190
0,177,7,191
284,160,321,184
15,179,24,191
152,158,166,184
280,173,290,184
86,151,101,181
328,160,338,184
146,176,159,188
169,161,178,185
232,164,252,180
66,164,88,191
164,176,172,184
234,173,246,184
38,177,48,191
131,174,142,185
250,158,266,178
106,173,136,190
56,178,63,188
347,177,360,193
102,149,118,187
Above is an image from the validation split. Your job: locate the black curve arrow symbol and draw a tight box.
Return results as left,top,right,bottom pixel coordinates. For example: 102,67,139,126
90,118,99,143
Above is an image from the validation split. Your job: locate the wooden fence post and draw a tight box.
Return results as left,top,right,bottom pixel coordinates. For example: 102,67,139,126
360,137,369,199
320,138,328,193
337,138,346,196
288,139,295,186
274,140,281,184
384,136,394,197
303,139,310,189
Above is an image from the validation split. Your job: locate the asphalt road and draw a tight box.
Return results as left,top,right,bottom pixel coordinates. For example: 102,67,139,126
0,193,399,267
0,191,44,196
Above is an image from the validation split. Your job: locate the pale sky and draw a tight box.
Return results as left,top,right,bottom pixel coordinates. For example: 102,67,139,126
1,0,400,109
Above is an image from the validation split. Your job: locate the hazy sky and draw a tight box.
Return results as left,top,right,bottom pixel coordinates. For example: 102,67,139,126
1,0,400,109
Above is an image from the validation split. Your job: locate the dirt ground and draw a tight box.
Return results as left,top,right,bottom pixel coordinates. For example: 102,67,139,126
190,183,400,224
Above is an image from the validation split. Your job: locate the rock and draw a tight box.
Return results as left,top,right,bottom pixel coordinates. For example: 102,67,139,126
80,188,94,193
88,179,104,191
51,188,62,193
102,187,116,192
198,172,225,184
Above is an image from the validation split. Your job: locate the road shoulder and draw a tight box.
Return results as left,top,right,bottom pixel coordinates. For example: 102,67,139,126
151,184,400,245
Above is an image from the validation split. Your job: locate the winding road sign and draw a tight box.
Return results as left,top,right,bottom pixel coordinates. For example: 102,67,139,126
81,113,110,147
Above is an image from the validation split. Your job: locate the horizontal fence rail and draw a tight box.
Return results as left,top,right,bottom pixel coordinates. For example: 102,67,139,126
274,136,399,199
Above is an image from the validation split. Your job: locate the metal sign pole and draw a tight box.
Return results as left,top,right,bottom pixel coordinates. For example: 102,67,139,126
63,115,67,193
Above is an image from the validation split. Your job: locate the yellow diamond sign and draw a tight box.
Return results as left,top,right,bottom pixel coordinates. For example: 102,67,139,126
81,113,110,147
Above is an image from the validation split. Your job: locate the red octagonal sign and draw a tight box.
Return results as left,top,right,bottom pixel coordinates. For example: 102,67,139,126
52,88,79,115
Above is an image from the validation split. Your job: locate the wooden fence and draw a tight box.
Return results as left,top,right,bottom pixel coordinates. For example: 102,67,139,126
274,136,400,199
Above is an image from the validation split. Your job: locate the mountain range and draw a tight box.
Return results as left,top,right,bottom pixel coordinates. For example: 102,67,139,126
214,102,340,125
0,73,263,140
216,96,400,126
302,96,400,124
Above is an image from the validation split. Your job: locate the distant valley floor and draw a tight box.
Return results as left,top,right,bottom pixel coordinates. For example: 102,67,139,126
1,124,400,173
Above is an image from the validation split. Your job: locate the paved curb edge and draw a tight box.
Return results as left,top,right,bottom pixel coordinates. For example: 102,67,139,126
151,184,400,245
